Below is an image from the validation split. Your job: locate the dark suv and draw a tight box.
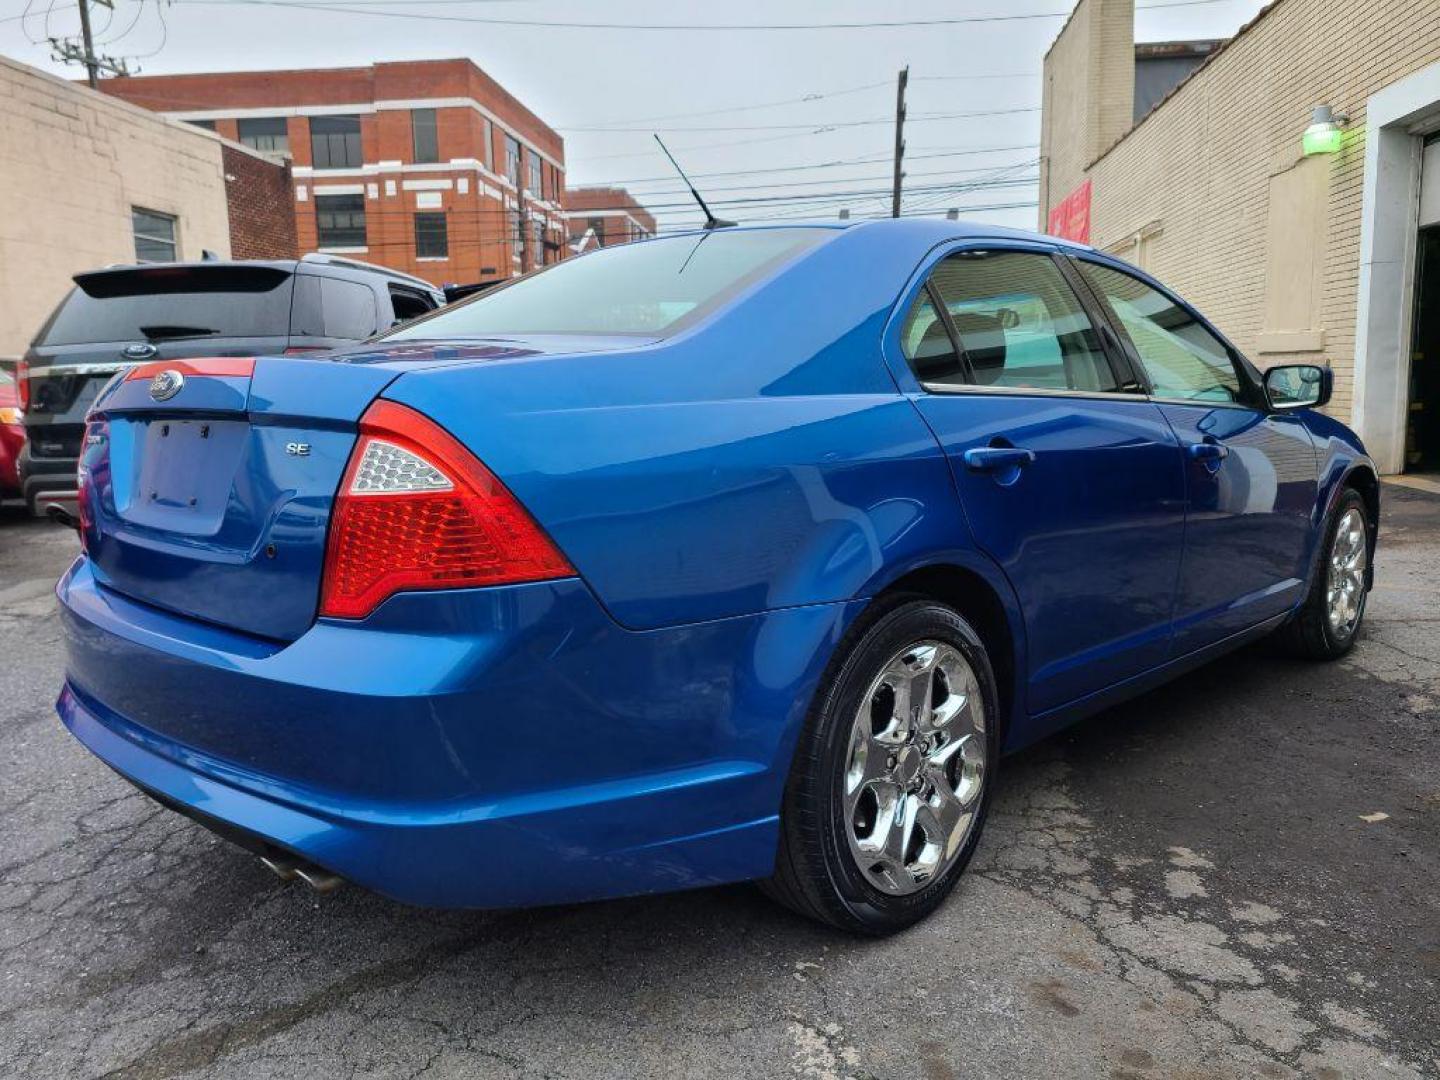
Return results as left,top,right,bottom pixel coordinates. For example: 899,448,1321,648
18,255,445,514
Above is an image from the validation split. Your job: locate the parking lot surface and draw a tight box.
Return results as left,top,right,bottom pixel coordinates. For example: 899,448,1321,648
1,490,1437,1080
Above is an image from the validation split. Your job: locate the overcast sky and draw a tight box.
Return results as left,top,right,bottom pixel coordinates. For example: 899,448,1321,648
2,0,1267,231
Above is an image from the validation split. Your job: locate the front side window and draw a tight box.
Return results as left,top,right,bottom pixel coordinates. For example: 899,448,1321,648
916,250,1120,392
1078,261,1242,403
132,207,177,263
414,212,448,259
238,117,289,155
388,227,829,339
412,109,438,164
315,194,366,249
310,115,362,169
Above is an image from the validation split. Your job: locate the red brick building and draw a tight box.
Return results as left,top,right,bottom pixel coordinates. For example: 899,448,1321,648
101,59,567,286
564,187,658,253
220,143,298,260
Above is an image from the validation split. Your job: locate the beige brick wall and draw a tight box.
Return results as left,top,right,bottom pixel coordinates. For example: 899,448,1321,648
1040,0,1135,221
1044,0,1440,425
0,57,233,359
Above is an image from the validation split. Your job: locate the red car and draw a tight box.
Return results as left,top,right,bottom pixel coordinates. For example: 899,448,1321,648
0,370,24,499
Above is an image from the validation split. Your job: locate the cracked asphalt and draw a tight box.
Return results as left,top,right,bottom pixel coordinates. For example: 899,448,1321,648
1,488,1437,1080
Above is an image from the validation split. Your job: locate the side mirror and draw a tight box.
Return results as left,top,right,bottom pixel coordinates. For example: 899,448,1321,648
1264,364,1331,411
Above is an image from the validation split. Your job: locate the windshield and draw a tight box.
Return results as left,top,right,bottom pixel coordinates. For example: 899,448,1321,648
40,266,296,346
388,227,831,340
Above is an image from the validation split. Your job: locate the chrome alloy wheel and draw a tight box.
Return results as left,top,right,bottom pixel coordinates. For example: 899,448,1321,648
843,641,986,895
1326,507,1368,635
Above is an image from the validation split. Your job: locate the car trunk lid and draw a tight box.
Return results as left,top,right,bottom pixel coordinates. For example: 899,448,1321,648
83,355,398,641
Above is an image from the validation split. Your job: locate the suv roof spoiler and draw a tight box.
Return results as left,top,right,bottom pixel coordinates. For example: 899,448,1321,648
300,253,440,293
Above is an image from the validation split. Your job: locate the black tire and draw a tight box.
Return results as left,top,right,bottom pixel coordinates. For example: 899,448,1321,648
762,595,1000,935
1278,487,1371,660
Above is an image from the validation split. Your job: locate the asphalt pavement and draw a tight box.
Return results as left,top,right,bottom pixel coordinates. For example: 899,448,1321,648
0,488,1436,1079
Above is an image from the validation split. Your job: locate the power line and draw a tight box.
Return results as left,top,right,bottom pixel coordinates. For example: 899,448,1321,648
576,160,1039,202
306,175,1040,221
184,0,1231,31
559,80,895,129
578,144,1042,190
558,106,1038,135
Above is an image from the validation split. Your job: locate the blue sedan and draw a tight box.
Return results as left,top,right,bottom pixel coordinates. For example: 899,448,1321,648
56,219,1377,934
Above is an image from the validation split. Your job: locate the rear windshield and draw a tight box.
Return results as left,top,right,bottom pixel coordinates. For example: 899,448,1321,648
39,265,295,346
387,227,830,339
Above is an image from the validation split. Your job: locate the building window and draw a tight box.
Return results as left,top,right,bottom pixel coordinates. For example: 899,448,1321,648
528,151,542,196
310,115,362,170
587,216,605,247
315,194,367,248
412,108,439,165
414,212,448,259
509,209,523,264
483,118,493,171
186,119,216,132
531,219,544,266
238,116,289,155
505,135,522,191
132,207,177,263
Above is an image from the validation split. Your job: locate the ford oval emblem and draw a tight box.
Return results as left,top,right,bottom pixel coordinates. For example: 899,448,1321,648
122,343,157,360
148,369,185,402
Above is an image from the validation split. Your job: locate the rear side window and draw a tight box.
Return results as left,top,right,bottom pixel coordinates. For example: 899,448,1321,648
1077,261,1242,403
40,266,295,345
900,290,961,382
321,279,378,338
914,251,1120,393
387,228,830,339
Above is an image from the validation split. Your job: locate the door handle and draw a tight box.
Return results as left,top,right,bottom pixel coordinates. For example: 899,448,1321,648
963,446,1037,473
1186,440,1229,463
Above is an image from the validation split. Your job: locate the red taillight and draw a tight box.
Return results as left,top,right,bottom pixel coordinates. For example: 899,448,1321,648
16,359,29,410
77,417,105,554
319,400,573,619
123,357,256,381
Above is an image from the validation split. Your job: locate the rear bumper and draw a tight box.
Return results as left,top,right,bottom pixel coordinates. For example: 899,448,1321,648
18,443,77,507
55,558,855,908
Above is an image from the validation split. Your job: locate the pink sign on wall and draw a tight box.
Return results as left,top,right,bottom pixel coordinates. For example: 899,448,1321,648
1047,179,1093,244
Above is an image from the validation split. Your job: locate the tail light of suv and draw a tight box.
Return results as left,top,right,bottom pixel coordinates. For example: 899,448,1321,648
319,400,573,619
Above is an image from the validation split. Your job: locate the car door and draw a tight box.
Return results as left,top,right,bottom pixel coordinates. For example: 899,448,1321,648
1070,257,1319,654
900,244,1188,716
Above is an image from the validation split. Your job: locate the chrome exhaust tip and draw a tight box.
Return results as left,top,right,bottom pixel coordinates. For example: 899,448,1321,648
259,854,298,881
260,854,343,893
294,864,344,893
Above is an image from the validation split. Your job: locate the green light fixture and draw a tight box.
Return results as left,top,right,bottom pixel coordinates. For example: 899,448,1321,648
1302,105,1348,156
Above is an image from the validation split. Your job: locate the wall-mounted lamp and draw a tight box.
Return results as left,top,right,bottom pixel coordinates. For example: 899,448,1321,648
1302,105,1349,156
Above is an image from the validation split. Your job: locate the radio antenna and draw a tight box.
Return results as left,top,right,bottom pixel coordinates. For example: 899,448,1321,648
654,135,735,230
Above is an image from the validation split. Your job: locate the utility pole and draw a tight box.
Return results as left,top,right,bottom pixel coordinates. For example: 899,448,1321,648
891,66,908,219
76,0,98,88
51,0,130,89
